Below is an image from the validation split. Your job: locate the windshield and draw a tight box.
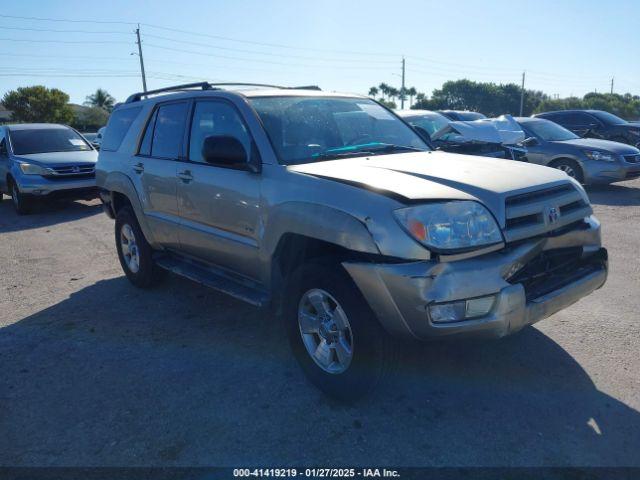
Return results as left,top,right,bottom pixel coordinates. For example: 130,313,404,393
406,113,450,136
523,119,579,141
456,111,486,121
9,128,92,155
249,96,429,165
591,110,627,125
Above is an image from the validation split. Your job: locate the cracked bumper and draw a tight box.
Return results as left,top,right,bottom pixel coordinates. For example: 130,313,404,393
343,216,607,340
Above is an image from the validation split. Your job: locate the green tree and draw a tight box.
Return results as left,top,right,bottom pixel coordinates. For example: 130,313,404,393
406,87,417,107
84,88,115,112
71,106,110,131
378,82,391,101
2,85,74,124
368,86,379,99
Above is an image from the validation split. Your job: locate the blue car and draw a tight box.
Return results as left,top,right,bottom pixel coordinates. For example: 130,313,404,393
0,123,98,214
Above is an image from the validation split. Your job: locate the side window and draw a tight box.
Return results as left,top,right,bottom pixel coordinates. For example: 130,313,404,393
101,106,142,152
138,109,158,156
188,101,252,163
563,113,589,125
151,102,189,159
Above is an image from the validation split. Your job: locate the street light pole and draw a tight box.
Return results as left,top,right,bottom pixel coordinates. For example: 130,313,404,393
519,71,526,116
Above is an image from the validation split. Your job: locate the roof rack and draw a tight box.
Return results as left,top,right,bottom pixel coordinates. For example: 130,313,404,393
125,82,322,103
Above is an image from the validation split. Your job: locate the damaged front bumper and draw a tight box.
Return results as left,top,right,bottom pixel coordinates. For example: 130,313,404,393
343,215,607,340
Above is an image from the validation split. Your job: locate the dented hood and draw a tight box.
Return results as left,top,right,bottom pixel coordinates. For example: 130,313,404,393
289,150,571,225
433,114,526,145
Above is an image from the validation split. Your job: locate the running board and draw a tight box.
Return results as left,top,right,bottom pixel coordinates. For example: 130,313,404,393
154,253,270,307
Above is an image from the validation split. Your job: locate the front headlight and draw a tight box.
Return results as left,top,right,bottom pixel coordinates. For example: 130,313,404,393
394,201,503,252
583,150,616,162
18,163,49,175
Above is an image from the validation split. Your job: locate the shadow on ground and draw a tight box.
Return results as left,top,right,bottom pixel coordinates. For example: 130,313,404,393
1,275,639,467
586,182,640,206
0,198,102,233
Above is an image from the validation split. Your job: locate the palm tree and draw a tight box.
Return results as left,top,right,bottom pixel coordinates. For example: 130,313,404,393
378,82,391,101
388,86,399,104
368,86,379,99
407,87,417,107
84,88,116,112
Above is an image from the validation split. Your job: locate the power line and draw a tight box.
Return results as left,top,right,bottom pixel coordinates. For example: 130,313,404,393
0,24,131,34
0,13,136,25
143,43,393,70
0,37,131,45
142,32,397,64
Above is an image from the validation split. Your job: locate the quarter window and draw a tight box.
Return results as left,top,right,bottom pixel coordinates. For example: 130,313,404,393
188,101,252,163
102,106,142,152
150,102,189,159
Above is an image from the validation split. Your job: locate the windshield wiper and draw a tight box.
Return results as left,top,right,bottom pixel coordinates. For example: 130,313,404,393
364,143,425,154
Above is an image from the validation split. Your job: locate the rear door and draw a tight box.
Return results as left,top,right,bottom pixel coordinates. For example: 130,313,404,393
176,99,262,280
133,101,189,249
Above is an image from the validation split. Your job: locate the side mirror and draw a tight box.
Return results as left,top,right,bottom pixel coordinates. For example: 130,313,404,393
522,136,539,147
202,135,249,169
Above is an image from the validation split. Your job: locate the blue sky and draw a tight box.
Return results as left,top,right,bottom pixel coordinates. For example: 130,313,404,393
0,0,638,105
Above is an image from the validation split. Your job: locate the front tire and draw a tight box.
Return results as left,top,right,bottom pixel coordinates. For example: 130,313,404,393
551,158,584,184
284,261,395,402
115,207,161,288
10,180,33,215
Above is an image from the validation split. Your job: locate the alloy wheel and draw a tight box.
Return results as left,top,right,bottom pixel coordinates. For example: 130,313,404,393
298,288,354,374
120,223,140,273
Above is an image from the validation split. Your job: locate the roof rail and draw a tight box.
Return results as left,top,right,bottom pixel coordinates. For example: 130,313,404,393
125,82,213,103
124,82,323,103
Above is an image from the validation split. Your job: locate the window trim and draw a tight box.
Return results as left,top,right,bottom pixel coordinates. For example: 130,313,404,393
185,97,261,171
135,99,191,161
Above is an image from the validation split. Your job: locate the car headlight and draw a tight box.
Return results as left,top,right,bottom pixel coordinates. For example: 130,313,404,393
583,150,616,162
394,201,503,252
18,163,49,175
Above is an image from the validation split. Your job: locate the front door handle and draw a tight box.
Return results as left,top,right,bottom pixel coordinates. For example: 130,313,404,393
133,162,144,174
177,170,193,182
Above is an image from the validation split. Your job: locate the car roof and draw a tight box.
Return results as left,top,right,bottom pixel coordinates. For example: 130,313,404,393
514,116,548,123
122,86,366,107
535,109,601,116
5,123,70,131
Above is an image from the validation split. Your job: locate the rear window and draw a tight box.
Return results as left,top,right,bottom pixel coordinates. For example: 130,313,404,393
101,106,142,152
9,127,92,155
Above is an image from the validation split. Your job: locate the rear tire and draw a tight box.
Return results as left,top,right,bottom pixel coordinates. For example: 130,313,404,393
550,158,584,184
283,260,395,402
115,206,162,288
9,180,33,215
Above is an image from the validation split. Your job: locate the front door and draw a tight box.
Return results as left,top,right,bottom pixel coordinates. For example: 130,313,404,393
177,99,262,280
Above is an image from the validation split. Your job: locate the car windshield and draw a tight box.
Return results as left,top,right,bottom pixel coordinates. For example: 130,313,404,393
456,111,486,121
9,128,92,155
523,120,579,141
591,111,627,125
249,96,429,165
405,113,450,135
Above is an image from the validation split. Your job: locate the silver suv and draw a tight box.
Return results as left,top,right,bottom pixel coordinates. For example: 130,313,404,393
96,83,608,400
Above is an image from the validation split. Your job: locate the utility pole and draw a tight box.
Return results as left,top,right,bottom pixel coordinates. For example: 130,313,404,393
519,71,525,116
610,77,614,94
401,57,406,109
135,24,147,93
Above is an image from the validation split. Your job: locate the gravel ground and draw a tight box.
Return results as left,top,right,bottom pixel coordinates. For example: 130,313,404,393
0,180,639,467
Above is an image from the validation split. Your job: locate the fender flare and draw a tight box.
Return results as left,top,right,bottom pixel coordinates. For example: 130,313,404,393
101,172,156,246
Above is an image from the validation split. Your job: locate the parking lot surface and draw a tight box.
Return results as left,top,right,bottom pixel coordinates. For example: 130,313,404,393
1,180,639,467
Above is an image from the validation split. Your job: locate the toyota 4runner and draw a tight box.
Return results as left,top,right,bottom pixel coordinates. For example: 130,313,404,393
96,83,608,400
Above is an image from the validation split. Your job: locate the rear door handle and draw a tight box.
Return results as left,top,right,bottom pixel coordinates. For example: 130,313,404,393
177,170,193,182
133,162,144,174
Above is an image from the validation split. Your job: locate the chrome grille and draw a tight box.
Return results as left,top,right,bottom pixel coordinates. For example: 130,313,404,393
45,164,95,177
623,154,640,164
504,183,592,243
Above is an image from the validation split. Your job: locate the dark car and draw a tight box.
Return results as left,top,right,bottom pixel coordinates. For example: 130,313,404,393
515,117,640,184
437,110,487,121
534,110,640,147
